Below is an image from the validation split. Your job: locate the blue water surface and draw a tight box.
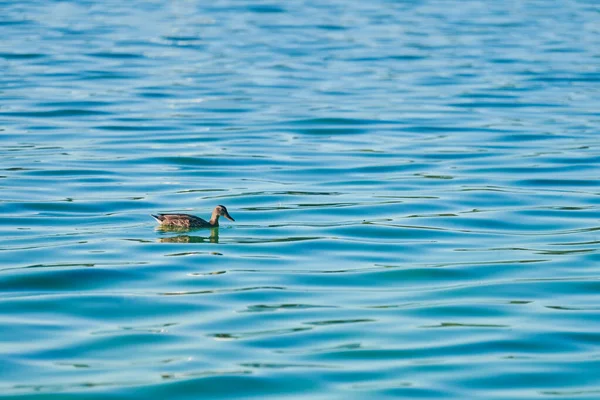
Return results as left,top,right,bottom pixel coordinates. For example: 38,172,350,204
1,0,600,399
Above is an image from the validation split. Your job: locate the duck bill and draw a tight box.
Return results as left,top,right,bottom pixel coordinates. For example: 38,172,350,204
223,212,235,222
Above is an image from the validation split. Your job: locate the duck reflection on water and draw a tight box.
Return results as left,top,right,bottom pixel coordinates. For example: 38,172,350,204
158,229,219,244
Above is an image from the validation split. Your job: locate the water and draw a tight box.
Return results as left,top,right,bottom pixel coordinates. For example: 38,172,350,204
1,0,600,398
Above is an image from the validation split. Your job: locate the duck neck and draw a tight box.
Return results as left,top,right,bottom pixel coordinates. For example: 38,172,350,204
209,212,220,226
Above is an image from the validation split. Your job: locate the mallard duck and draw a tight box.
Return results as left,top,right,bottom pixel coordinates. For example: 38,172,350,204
151,205,235,229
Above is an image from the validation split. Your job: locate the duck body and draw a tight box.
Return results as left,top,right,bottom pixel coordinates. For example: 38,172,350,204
151,213,213,228
151,205,234,229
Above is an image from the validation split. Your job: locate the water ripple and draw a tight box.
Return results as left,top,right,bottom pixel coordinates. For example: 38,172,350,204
1,0,600,399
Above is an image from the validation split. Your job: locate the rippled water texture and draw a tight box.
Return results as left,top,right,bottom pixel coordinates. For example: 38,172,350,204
2,1,600,398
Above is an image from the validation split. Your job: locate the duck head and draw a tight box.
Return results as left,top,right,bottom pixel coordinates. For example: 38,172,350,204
215,205,235,221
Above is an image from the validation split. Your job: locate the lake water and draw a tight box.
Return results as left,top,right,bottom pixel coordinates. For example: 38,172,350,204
1,1,600,399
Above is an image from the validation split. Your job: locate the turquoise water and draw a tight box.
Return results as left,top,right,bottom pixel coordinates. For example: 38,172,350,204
2,0,600,398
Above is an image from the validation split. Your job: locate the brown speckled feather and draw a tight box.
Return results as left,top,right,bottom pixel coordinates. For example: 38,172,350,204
155,214,211,228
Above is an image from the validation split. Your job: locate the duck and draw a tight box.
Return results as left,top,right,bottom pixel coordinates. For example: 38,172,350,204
151,205,235,229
